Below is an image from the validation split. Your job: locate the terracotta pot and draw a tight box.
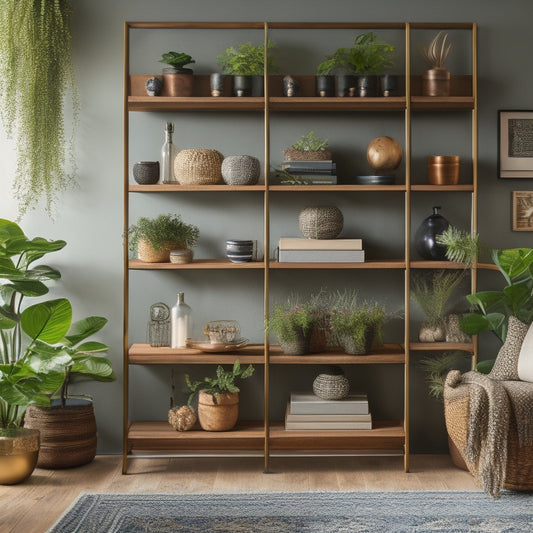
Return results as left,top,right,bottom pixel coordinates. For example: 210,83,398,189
422,67,450,97
162,68,194,97
428,156,459,185
24,400,97,469
197,391,239,431
0,428,40,484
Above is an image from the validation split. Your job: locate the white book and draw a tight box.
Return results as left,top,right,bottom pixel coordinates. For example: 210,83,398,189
285,403,372,423
278,249,365,263
279,238,363,251
285,420,373,430
290,392,369,415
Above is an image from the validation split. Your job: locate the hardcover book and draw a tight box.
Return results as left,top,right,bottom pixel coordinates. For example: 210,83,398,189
285,403,372,423
290,392,369,415
278,249,365,263
279,238,363,251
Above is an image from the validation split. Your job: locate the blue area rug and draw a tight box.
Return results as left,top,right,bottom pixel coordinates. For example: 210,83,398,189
48,491,533,532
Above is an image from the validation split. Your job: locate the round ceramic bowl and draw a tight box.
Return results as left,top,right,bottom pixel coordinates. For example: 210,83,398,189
226,251,253,263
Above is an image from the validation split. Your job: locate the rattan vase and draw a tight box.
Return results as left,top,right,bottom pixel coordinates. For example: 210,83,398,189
221,155,260,185
174,149,224,185
137,239,173,263
299,206,344,239
197,391,239,431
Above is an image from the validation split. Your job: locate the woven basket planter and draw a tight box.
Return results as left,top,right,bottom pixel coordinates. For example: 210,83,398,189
313,372,350,400
137,239,173,263
283,147,332,161
221,155,260,185
298,206,344,239
197,391,239,431
174,149,224,185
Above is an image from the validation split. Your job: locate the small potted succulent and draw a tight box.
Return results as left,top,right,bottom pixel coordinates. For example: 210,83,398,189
216,41,277,97
186,360,254,431
128,213,200,263
283,130,331,162
159,51,196,97
419,31,452,96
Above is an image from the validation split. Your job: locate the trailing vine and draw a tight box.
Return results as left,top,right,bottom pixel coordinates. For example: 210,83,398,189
0,0,79,219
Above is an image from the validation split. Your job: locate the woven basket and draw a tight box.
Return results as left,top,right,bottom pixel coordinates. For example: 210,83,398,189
298,206,344,239
174,149,223,185
137,239,173,263
168,405,197,432
445,381,533,490
221,155,260,185
313,373,350,400
283,147,332,161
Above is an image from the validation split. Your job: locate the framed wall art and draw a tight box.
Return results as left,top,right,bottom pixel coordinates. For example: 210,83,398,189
499,110,533,178
512,191,533,231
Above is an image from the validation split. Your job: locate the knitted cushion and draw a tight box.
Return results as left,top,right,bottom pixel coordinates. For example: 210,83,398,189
489,316,529,381
518,321,533,382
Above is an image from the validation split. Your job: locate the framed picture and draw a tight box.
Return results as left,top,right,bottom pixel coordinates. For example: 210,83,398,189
512,191,533,231
499,110,533,178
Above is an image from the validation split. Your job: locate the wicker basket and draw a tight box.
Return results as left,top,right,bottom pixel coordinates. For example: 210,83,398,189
283,147,332,161
174,149,224,185
221,155,260,185
313,371,350,400
445,381,533,490
138,239,173,263
168,405,197,432
298,206,344,239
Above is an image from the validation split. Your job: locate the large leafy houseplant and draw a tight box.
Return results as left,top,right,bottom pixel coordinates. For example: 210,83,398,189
216,41,277,76
0,1,79,219
0,219,114,428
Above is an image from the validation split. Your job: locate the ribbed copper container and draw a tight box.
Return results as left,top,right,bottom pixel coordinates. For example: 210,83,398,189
422,68,451,97
428,155,459,185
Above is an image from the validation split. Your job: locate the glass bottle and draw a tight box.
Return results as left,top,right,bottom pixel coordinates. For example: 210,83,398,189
171,292,192,349
161,121,178,184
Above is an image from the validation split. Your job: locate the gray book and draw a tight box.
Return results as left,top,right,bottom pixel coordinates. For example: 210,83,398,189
285,403,371,423
278,249,365,263
290,392,369,415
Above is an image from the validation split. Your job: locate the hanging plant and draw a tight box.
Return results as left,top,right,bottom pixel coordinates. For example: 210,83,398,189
0,0,79,219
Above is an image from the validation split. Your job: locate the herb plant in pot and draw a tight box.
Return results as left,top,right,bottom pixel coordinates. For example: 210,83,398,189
128,213,200,263
186,360,254,431
283,131,331,162
159,51,195,97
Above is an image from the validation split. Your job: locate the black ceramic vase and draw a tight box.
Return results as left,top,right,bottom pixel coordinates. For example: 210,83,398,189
316,75,335,97
414,206,450,260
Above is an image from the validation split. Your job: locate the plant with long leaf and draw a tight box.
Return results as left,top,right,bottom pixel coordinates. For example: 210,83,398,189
0,219,114,428
0,0,79,219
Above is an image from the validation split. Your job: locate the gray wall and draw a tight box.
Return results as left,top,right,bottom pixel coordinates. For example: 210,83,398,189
0,0,531,454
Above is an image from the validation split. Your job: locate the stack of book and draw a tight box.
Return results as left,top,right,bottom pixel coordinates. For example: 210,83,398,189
285,392,372,430
281,160,337,184
278,237,364,263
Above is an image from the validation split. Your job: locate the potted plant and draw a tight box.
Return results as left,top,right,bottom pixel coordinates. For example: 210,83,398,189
436,226,480,267
0,219,114,477
267,297,317,355
128,213,200,263
316,48,354,97
159,51,196,97
411,270,466,342
216,41,277,96
186,360,254,431
283,130,332,162
0,1,79,218
330,291,385,355
420,31,452,96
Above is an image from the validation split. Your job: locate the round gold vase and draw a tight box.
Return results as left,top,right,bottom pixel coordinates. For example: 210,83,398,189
0,428,40,485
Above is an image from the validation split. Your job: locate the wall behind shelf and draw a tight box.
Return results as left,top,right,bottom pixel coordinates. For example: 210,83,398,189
1,0,532,455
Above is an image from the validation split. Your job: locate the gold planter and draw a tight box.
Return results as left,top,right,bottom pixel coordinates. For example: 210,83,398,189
197,391,239,431
422,67,450,97
428,155,460,185
0,428,40,485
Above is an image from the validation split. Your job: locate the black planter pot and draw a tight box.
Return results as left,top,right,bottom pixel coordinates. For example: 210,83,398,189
381,74,399,97
251,75,264,97
210,73,225,97
336,74,357,97
414,206,450,260
233,75,252,97
357,75,379,97
316,75,335,97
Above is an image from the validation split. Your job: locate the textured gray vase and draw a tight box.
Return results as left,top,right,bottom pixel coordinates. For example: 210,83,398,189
133,161,160,184
221,155,260,185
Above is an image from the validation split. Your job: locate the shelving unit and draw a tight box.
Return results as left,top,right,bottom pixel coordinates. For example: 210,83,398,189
123,21,478,475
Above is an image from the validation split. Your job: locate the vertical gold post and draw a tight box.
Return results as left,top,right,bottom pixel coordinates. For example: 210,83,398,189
263,22,271,474
403,22,411,474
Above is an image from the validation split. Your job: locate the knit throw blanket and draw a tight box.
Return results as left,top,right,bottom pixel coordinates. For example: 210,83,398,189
445,370,533,498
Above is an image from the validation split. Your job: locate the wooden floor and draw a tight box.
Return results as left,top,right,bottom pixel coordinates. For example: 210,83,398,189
0,454,478,533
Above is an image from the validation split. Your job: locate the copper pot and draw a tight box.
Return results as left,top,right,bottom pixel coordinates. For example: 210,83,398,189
428,155,459,185
422,67,450,97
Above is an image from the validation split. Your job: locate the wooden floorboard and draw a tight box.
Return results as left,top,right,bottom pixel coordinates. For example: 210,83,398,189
0,454,478,533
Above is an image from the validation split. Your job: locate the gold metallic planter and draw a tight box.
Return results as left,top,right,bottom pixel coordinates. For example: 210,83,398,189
428,155,460,185
422,67,451,97
0,428,40,485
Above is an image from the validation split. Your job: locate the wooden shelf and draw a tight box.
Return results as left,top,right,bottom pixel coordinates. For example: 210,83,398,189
129,343,265,364
269,344,405,364
269,96,406,112
269,184,406,192
129,184,265,192
128,96,265,112
270,259,406,269
129,259,265,270
409,342,474,353
411,96,475,110
411,184,474,192
410,260,467,269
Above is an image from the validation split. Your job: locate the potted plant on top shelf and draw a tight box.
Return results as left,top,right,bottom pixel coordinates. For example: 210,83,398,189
216,41,277,97
128,213,200,264
159,51,195,97
419,31,452,96
316,47,354,97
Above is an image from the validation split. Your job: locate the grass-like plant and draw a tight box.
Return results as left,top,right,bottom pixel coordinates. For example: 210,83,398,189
267,296,317,343
419,351,470,401
128,214,200,253
217,41,277,76
420,31,452,69
291,131,329,152
0,1,79,219
436,226,479,267
159,51,195,71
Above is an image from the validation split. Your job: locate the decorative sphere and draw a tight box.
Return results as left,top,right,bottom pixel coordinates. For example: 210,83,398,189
367,136,403,171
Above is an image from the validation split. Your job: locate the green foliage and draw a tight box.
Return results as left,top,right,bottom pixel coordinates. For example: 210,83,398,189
330,299,385,346
411,270,465,328
350,32,395,75
0,0,79,219
267,296,317,343
216,41,277,75
291,131,329,152
316,48,353,76
0,219,114,428
185,360,254,405
460,248,533,342
436,226,479,267
159,51,195,70
419,352,471,401
271,169,313,185
128,214,200,252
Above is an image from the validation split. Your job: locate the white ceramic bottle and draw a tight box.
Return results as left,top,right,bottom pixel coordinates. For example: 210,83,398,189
171,292,192,348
